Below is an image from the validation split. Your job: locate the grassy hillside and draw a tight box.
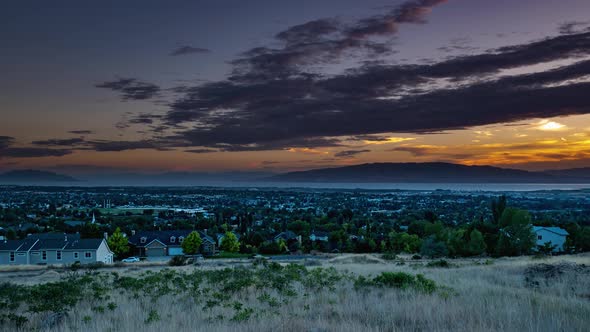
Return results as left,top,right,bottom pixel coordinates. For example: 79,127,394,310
0,254,589,331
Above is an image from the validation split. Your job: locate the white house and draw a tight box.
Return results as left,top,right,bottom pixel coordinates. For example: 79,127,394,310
533,226,569,252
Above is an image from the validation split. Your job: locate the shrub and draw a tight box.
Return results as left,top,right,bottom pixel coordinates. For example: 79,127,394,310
145,310,160,324
426,259,451,268
356,272,437,293
382,252,398,260
169,256,189,266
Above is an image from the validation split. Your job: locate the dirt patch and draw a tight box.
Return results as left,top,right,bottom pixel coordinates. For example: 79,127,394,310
524,262,590,288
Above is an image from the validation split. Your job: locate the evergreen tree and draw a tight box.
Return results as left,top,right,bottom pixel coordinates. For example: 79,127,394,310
491,195,507,224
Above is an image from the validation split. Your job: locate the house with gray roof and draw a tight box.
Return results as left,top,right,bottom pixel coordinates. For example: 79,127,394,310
533,226,569,252
0,233,113,265
128,230,215,257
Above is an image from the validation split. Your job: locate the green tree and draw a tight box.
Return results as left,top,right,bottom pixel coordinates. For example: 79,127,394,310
420,235,448,258
181,231,203,255
80,223,101,239
220,232,240,252
389,231,422,253
496,208,535,256
575,227,590,252
287,220,311,235
107,227,129,259
466,230,487,256
491,195,507,224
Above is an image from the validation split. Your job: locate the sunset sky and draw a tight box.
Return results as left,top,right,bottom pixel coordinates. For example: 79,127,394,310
2,0,590,174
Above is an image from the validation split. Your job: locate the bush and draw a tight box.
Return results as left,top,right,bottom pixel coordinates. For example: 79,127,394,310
382,252,398,260
412,254,422,260
169,256,189,266
426,259,451,268
355,271,437,293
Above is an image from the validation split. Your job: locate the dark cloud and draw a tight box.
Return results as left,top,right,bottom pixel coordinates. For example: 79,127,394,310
68,130,93,135
156,30,590,153
559,21,590,35
185,149,217,154
229,0,446,82
0,136,14,149
170,45,211,56
128,113,163,125
87,140,168,152
0,136,72,158
32,138,85,146
95,78,160,100
0,148,72,158
334,149,371,158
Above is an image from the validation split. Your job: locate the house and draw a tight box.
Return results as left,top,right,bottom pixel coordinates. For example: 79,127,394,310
310,231,329,242
0,233,114,265
533,226,569,252
128,230,215,257
274,231,298,242
64,220,86,228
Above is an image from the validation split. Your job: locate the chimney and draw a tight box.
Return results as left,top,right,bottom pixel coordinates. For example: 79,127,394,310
131,230,136,236
104,232,108,240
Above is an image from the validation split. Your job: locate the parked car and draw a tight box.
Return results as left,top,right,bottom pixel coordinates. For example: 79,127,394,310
122,257,140,263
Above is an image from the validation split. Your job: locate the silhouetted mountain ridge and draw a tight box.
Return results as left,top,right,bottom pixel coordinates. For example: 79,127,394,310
270,162,585,183
0,170,78,183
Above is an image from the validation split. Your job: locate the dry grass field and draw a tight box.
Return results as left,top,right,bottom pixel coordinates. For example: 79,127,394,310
0,254,589,332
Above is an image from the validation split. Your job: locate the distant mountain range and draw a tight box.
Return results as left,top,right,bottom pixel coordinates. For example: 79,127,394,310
1,163,590,185
0,170,78,183
269,162,590,183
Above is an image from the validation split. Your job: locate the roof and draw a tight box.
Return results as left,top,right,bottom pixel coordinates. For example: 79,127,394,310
65,239,105,250
274,231,297,241
0,234,104,252
128,230,214,246
64,221,86,227
533,226,569,236
0,240,28,251
27,233,81,241
216,232,241,241
310,231,329,237
31,239,68,251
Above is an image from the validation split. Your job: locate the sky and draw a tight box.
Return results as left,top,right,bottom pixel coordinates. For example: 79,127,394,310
2,0,590,174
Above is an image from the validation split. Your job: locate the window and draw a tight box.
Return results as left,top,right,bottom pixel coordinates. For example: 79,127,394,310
56,251,62,260
538,235,543,240
9,252,15,262
42,251,47,261
170,236,176,243
74,252,79,259
179,236,184,243
140,237,147,244
85,252,92,259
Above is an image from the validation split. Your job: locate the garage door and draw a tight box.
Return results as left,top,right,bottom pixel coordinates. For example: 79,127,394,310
146,246,166,257
168,247,184,256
